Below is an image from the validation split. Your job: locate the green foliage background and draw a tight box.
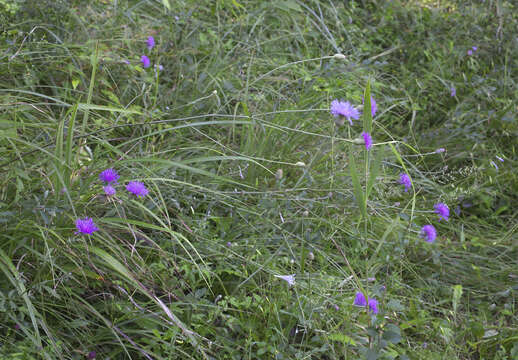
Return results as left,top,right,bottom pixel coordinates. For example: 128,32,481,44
0,0,516,359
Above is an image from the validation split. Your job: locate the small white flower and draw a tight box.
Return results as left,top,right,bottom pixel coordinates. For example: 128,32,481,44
275,274,295,286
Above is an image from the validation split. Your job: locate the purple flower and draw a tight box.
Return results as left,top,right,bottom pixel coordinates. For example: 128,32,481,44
330,100,360,125
450,86,456,97
99,168,120,184
103,185,116,196
88,351,97,359
399,173,412,192
146,36,155,50
141,55,151,68
421,225,437,243
368,298,379,314
353,292,367,307
434,202,450,221
154,64,164,71
126,181,149,197
362,132,373,151
472,46,478,51
496,156,504,162
122,59,130,65
75,218,99,235
14,323,20,330
454,206,461,216
490,160,498,170
435,148,445,154
275,274,295,286
363,96,377,117
467,49,473,56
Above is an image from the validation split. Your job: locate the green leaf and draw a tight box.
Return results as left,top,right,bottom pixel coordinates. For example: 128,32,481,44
367,145,384,198
162,0,171,10
363,79,373,134
327,333,356,345
452,284,463,314
382,324,402,344
349,151,366,218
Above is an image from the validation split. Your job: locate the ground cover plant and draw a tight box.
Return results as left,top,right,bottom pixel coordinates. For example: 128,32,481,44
0,0,517,359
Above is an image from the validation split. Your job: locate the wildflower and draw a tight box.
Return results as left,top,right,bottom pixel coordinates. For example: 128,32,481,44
353,292,367,307
88,351,97,359
75,218,99,235
450,86,456,97
154,64,164,71
363,96,377,117
435,148,445,153
368,298,379,314
122,59,130,65
226,241,232,247
434,202,450,221
421,225,437,243
399,173,412,192
330,100,360,126
141,55,151,68
472,46,478,51
362,132,373,150
490,160,498,170
275,274,295,287
467,49,473,56
99,168,120,184
126,181,149,197
496,156,504,162
146,36,155,50
103,185,116,196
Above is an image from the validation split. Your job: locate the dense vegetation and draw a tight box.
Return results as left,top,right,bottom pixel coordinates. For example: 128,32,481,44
0,0,517,359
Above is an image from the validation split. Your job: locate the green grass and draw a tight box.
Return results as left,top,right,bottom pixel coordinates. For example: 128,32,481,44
0,0,517,359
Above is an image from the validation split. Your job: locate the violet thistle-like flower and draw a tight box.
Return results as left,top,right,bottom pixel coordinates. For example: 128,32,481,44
146,36,155,51
472,46,478,51
75,218,99,235
363,96,377,117
103,185,116,196
275,274,295,287
99,168,119,184
330,100,360,126
467,49,473,56
399,173,412,192
141,55,151,68
421,225,437,243
353,292,367,307
126,181,149,197
434,202,450,221
368,298,379,314
450,86,456,97
362,132,373,151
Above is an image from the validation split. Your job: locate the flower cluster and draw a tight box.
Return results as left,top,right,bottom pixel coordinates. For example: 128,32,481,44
139,35,162,70
353,292,379,314
74,168,149,235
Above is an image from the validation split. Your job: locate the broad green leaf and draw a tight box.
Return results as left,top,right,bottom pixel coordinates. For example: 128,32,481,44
349,151,366,218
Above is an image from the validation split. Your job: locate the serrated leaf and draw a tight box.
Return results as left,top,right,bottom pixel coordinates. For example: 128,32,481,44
328,333,356,345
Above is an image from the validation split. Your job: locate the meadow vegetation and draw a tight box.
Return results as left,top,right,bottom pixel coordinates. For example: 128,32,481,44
0,0,517,359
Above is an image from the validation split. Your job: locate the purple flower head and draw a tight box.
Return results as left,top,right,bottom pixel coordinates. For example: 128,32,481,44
496,156,504,162
122,59,130,65
421,224,437,243
362,132,373,151
368,298,379,314
467,49,473,56
75,218,99,235
126,181,149,197
435,148,446,154
472,46,478,51
434,202,450,221
146,36,155,51
399,173,412,192
141,55,151,68
14,323,20,330
353,292,367,307
490,160,498,170
363,96,377,117
330,100,360,125
99,168,120,184
87,351,97,359
103,185,116,196
450,86,456,97
275,274,295,287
